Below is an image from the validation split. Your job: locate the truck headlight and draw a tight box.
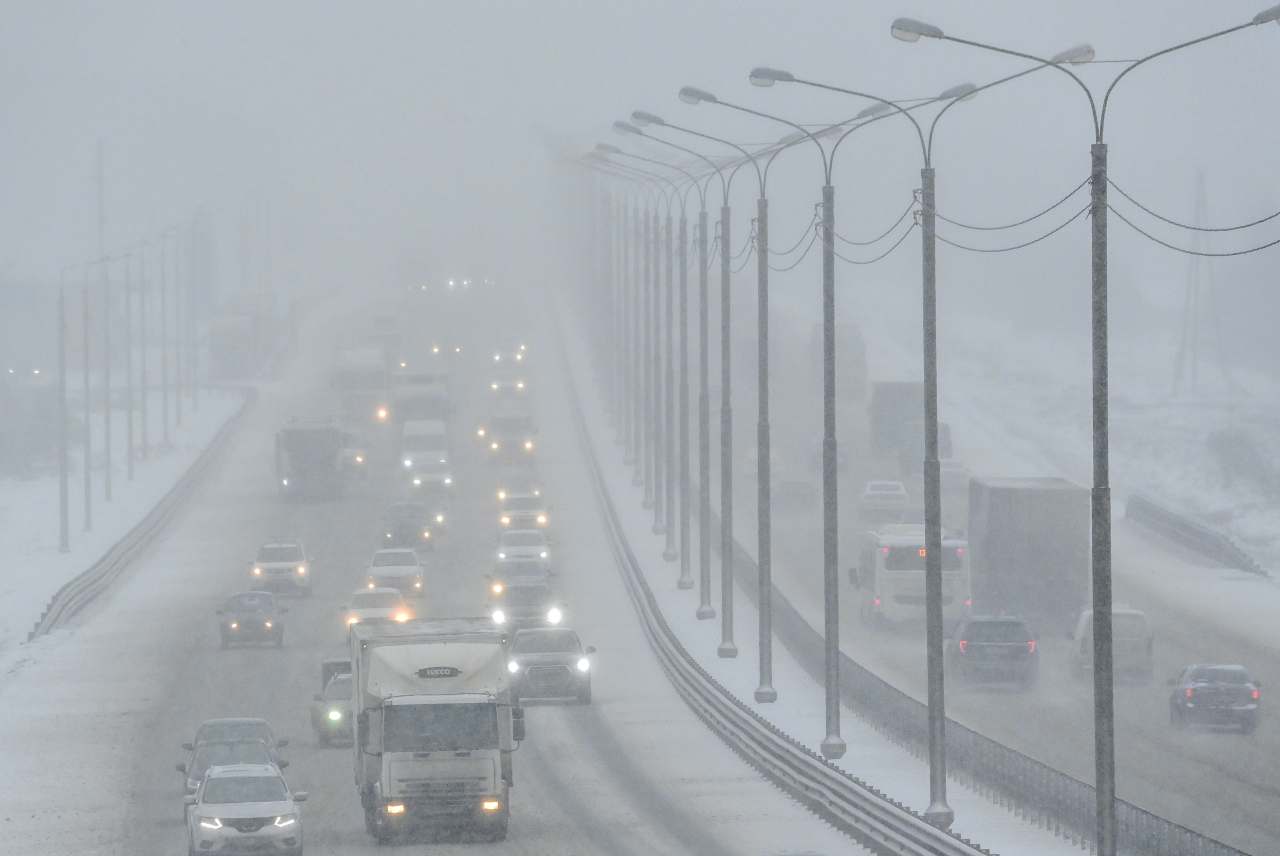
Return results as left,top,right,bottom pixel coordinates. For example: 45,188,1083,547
507,660,520,674
539,550,549,560
252,567,262,576
443,476,453,485
491,582,504,594
490,382,499,391
422,530,432,539
481,799,503,813
500,515,511,526
403,458,413,468
327,709,343,722
414,579,423,589
576,657,591,673
393,611,411,623
491,609,506,625
347,616,360,625
296,565,306,576
435,513,445,524
385,803,406,815
412,477,422,486
546,607,563,625
523,440,534,451
375,407,389,422
199,817,223,830
497,551,507,560
536,514,548,525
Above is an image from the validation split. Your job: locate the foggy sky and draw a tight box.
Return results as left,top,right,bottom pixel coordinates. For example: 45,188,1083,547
2,1,1277,369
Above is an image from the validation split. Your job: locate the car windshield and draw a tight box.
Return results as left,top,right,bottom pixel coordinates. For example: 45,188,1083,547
256,545,302,562
503,532,543,547
224,593,275,613
353,592,403,609
505,497,541,511
964,621,1031,643
323,675,353,701
1190,667,1251,684
384,703,499,753
196,722,272,745
883,546,965,572
514,630,580,653
372,552,416,567
504,585,552,606
386,504,425,520
492,415,531,434
202,775,288,805
193,742,271,776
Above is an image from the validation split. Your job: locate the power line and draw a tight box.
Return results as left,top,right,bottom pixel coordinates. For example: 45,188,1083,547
1108,178,1280,233
833,222,918,265
732,244,756,274
936,176,1089,231
834,199,917,246
1108,204,1280,257
935,203,1090,253
768,229,819,272
769,216,818,255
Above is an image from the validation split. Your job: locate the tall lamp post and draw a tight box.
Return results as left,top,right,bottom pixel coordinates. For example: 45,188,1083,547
890,9,1280,852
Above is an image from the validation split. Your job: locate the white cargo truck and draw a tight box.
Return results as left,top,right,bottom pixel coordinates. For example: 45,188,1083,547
349,619,523,842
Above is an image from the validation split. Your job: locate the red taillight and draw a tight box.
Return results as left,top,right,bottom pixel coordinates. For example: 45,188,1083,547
1026,640,1037,655
1185,687,1195,700
957,640,968,654
873,597,881,607
917,547,927,558
1252,688,1261,701
880,546,889,555
955,547,966,557
963,598,973,608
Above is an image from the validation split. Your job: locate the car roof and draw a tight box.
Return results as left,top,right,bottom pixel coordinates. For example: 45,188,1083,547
964,615,1029,625
196,718,271,732
503,492,543,502
204,763,282,779
372,549,417,558
259,540,302,549
1189,663,1248,672
503,528,544,537
514,627,577,638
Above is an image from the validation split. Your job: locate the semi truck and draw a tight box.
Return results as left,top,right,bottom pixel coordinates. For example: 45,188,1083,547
967,476,1090,633
275,420,345,499
349,619,523,843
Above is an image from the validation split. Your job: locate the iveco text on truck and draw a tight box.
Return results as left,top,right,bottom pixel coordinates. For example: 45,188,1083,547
349,619,523,842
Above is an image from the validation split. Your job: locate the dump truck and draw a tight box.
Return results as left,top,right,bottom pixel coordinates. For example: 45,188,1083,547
967,476,1091,633
349,619,522,843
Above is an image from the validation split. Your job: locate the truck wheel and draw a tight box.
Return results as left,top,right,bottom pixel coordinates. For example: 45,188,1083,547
1170,705,1186,729
578,684,592,705
480,816,509,842
317,729,330,747
275,631,285,648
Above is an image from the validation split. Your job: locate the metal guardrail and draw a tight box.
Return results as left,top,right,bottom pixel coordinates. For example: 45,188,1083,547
27,387,256,641
1126,493,1268,578
553,306,991,856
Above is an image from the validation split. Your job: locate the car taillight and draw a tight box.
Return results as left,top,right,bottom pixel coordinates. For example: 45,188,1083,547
1026,640,1037,655
872,597,881,607
1185,687,1195,700
957,640,968,654
1252,688,1261,701
963,598,972,608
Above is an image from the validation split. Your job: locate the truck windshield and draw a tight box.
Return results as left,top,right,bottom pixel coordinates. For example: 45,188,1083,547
384,704,499,752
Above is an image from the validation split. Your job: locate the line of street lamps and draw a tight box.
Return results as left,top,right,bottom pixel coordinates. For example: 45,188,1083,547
575,10,1276,848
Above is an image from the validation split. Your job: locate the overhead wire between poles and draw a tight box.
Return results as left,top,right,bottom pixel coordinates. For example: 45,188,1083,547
834,198,917,246
833,223,918,265
935,203,1091,253
935,176,1090,231
1108,178,1280,232
769,213,819,255
1108,204,1280,257
767,227,818,272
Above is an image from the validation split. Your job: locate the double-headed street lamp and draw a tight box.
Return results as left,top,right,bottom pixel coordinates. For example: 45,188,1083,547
891,9,1279,852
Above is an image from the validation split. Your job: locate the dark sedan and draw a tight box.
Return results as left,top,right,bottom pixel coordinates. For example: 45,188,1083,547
508,628,594,704
945,616,1039,688
217,591,287,648
1169,664,1261,733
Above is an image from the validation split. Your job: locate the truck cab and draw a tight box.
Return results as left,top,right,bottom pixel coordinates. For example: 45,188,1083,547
350,621,521,843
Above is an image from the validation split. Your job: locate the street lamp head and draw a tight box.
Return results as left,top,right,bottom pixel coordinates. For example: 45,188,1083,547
890,17,944,42
855,101,894,120
748,66,795,87
595,143,623,155
679,85,717,105
631,110,666,127
1252,3,1280,24
937,82,978,100
612,120,642,136
1051,44,1096,64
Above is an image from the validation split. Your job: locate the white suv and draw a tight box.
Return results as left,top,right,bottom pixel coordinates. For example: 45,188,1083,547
185,763,307,856
250,541,311,594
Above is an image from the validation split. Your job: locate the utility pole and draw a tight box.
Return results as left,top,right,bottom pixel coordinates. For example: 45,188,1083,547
58,282,70,552
124,254,134,481
174,225,184,429
82,280,92,531
139,249,150,460
160,234,170,448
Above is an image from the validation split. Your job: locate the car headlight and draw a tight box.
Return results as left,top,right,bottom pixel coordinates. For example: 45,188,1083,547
523,440,534,451
491,609,506,625
547,607,563,625
516,381,525,390
500,515,511,526
393,611,411,623
413,578,423,588
296,565,306,576
347,616,359,625
403,458,413,468
354,454,365,464
273,814,297,827
431,345,440,354
412,477,422,486
491,582,504,594
539,550,549,559
281,478,289,487
490,382,499,391
327,709,343,721
497,551,507,559
576,657,591,673
422,530,432,539
375,407,389,422
264,621,273,629
443,476,453,485
536,514,548,525
367,580,376,589
435,513,445,524
199,817,223,830
476,427,486,438
490,442,500,451
229,622,239,630
507,659,520,674
497,489,507,501
252,567,262,576
384,531,392,539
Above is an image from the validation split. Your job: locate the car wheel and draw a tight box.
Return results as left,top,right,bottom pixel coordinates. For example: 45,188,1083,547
1241,716,1258,735
1170,704,1186,729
